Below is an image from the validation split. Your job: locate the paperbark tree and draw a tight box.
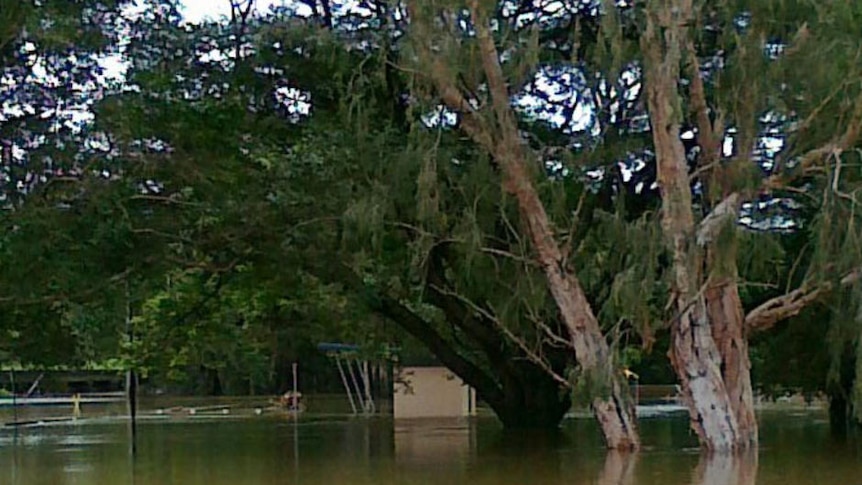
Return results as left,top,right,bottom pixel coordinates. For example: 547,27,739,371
407,0,639,449
641,0,862,450
640,0,752,451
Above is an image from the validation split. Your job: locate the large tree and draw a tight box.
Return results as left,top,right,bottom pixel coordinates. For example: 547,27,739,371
405,0,643,449
4,0,862,451
399,0,862,450
0,0,581,425
640,0,862,450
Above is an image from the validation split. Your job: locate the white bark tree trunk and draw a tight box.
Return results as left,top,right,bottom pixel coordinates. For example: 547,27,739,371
707,280,758,445
641,1,757,451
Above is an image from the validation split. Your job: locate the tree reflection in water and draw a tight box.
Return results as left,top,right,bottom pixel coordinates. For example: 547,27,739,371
595,450,757,485
693,451,758,485
596,451,638,485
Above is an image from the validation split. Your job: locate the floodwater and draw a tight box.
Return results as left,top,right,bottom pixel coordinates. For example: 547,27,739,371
0,408,860,485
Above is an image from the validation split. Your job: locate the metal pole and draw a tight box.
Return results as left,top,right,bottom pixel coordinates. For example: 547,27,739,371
25,373,43,397
126,371,137,446
335,355,357,414
346,358,366,413
362,361,374,414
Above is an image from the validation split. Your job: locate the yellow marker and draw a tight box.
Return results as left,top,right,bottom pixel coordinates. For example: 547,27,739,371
623,369,639,380
72,393,82,419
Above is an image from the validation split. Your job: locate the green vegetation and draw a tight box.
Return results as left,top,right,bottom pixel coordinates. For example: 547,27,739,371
0,0,860,447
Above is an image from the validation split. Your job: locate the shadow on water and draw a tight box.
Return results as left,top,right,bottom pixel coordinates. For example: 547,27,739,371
482,426,572,456
475,427,570,483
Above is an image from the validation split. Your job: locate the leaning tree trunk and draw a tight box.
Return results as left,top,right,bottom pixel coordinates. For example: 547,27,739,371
641,2,756,451
497,141,640,450
407,0,640,449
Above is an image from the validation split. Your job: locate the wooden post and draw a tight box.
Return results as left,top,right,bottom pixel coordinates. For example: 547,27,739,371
125,278,137,456
292,362,298,414
72,393,82,419
9,370,17,426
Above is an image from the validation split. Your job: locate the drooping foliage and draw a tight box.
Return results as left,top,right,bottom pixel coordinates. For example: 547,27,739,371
1,0,861,435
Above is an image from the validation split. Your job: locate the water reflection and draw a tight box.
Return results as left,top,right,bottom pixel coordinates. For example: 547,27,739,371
693,451,757,485
394,418,472,464
597,451,638,485
476,428,569,483
0,411,858,485
594,450,757,485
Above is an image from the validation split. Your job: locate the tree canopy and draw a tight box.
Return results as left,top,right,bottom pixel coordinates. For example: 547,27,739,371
1,0,861,445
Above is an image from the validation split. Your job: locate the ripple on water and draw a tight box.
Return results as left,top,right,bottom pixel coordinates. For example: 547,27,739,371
62,464,94,474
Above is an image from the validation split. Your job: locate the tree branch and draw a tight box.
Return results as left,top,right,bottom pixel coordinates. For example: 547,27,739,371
468,0,516,136
129,194,200,207
745,267,862,332
318,262,507,409
406,2,497,152
424,243,512,364
0,267,136,306
320,0,334,29
764,92,862,190
131,227,194,243
376,290,508,409
701,92,862,230
479,246,537,266
696,192,740,247
430,283,571,388
686,41,722,169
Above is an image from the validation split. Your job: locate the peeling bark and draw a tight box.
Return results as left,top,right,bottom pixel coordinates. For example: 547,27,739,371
494,125,639,449
706,280,757,446
408,0,640,449
745,267,861,332
642,1,753,451
668,302,742,451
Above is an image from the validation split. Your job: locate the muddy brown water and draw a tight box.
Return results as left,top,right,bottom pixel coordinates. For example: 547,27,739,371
0,407,859,484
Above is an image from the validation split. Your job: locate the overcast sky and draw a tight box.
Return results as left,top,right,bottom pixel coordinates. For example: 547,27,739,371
178,0,290,23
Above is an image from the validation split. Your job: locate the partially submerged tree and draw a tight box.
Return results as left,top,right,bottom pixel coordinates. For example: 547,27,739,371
400,0,862,450
4,0,862,451
640,0,862,450
406,0,641,449
0,0,583,424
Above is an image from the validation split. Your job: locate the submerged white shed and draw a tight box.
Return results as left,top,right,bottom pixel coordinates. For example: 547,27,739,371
393,366,476,419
